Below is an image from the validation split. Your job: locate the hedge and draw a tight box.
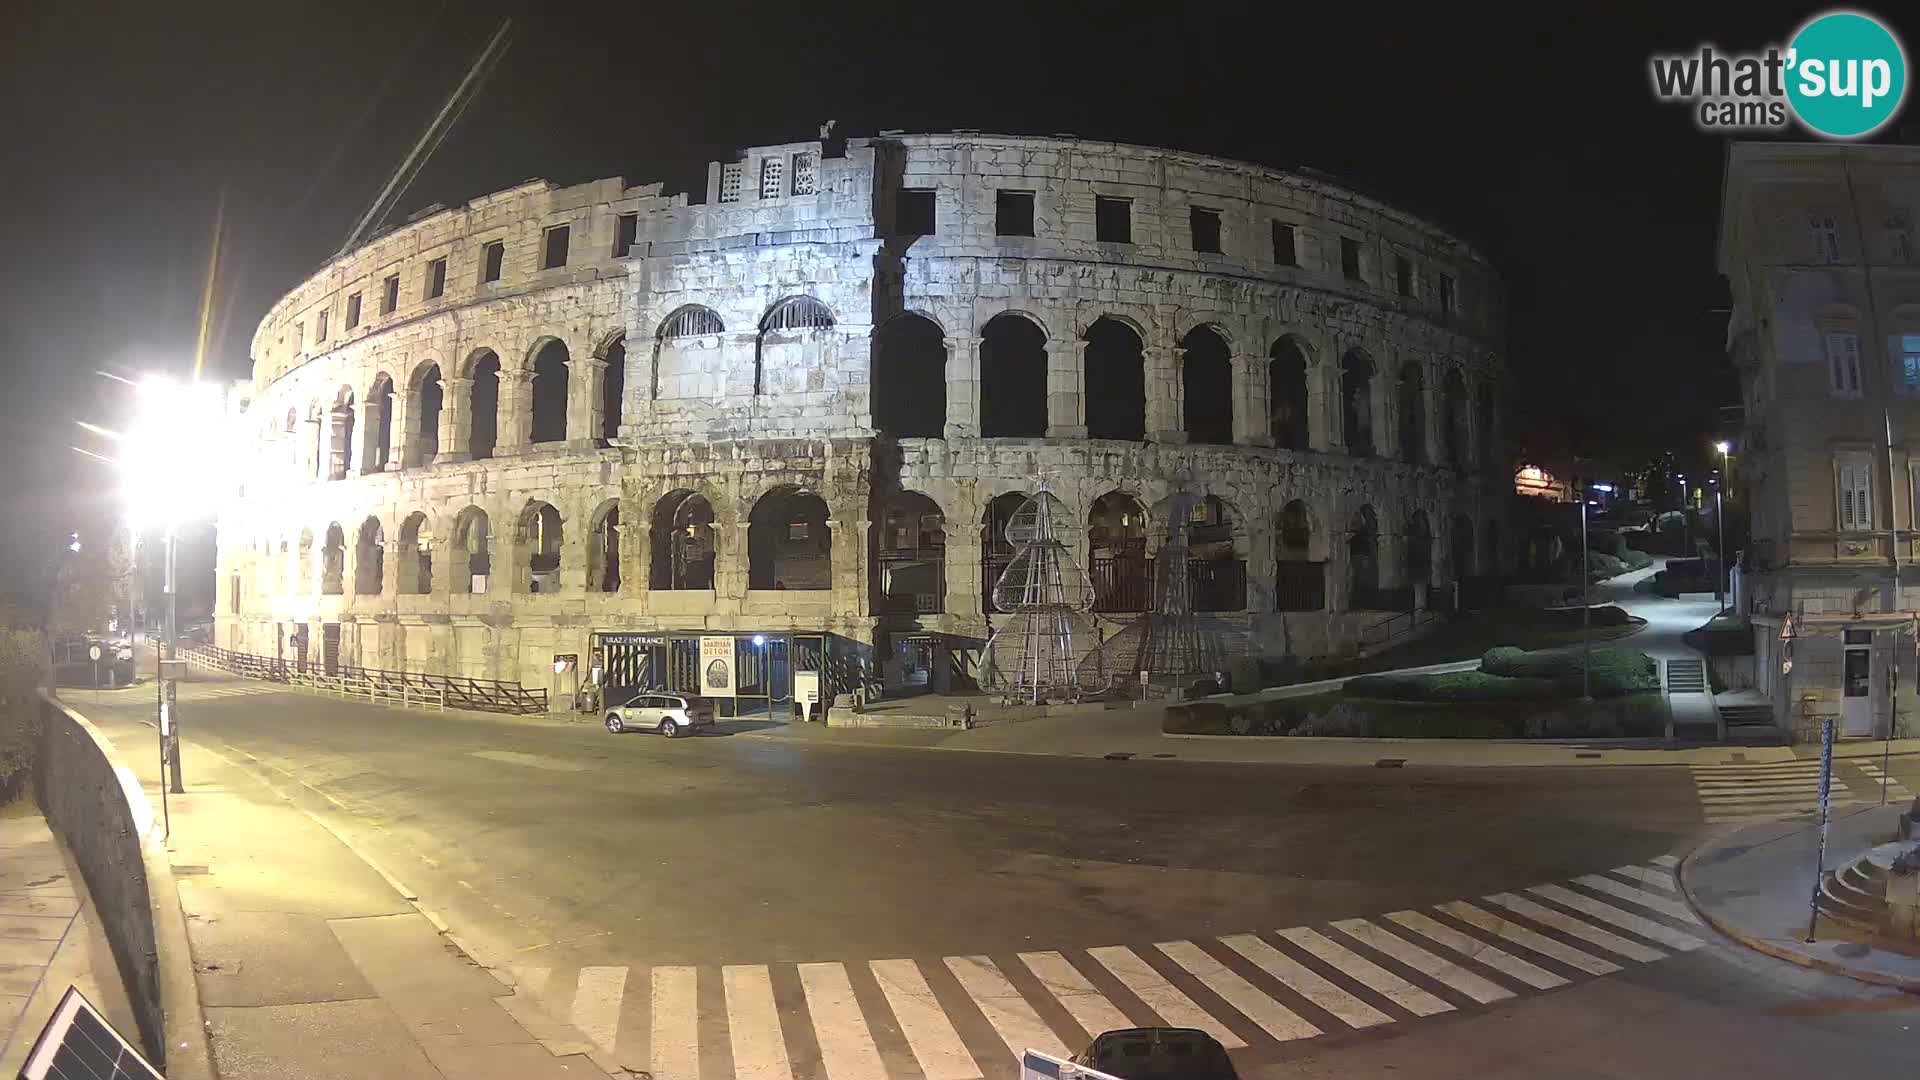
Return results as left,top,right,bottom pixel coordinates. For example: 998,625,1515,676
1529,604,1634,630
1479,644,1659,696
1344,670,1559,702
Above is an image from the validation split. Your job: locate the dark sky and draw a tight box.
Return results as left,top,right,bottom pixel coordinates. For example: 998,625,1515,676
2,1,1907,551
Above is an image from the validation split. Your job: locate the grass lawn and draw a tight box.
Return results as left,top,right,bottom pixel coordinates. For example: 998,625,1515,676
1323,607,1643,678
1166,688,1668,739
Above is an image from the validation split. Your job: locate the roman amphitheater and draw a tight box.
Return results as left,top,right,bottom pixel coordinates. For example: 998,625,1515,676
213,130,1509,715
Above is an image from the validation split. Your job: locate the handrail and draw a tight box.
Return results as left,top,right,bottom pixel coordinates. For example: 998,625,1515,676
179,644,547,714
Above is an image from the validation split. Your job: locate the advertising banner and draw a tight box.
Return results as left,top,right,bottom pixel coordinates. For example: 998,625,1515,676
700,635,736,697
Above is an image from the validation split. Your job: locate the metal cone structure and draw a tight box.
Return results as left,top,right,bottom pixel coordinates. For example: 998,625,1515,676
1090,489,1230,688
981,483,1112,703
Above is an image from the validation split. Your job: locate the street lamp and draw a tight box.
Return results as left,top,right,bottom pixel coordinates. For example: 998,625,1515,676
1714,442,1731,614
1579,481,1593,701
119,375,234,795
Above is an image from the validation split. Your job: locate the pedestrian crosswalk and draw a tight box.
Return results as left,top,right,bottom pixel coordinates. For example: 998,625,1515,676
1691,758,1914,824
507,859,1704,1080
176,683,286,702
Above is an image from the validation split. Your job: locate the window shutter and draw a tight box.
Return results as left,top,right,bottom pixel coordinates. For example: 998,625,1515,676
1841,462,1857,530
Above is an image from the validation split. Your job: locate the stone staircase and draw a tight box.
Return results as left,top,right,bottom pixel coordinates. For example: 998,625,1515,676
1665,657,1708,693
1819,843,1899,931
1718,703,1774,728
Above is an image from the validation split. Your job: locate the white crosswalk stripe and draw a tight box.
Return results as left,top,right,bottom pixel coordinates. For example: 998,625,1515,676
1854,759,1915,803
1650,853,1680,867
499,862,1709,1078
1690,759,1868,823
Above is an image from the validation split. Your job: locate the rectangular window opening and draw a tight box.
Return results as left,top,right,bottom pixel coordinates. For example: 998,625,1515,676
1825,330,1862,397
996,190,1035,237
1341,237,1363,281
315,309,329,343
542,224,570,270
1272,221,1297,266
1838,455,1874,532
790,152,816,196
1190,206,1222,254
345,292,361,330
895,188,936,236
1439,273,1456,315
381,274,399,314
615,213,638,257
719,162,744,204
426,257,447,299
1096,196,1132,244
482,240,505,283
1810,212,1841,263
1394,256,1413,297
760,157,784,199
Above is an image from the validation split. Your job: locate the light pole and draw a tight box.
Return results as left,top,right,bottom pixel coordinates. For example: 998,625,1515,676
1580,484,1592,701
1713,441,1731,615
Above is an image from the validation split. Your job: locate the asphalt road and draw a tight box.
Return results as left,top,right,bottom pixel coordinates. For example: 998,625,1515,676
64,678,1920,1079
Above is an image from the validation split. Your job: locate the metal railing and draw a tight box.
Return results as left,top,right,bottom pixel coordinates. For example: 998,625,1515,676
181,644,548,714
1090,556,1151,613
1274,561,1327,612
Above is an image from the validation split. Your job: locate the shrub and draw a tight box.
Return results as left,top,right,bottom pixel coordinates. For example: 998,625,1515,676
1530,604,1633,630
1346,670,1559,702
1622,549,1653,570
0,625,48,801
1480,644,1658,697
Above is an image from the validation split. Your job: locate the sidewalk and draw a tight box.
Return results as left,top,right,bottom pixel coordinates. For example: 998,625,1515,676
1679,803,1920,987
81,705,608,1080
0,800,138,1075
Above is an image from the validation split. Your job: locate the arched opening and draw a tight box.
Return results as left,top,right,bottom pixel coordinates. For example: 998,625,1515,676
366,374,395,472
310,403,325,478
1084,318,1145,441
518,502,563,593
1181,326,1233,446
296,529,313,594
600,336,625,442
321,523,345,595
1088,490,1149,611
354,517,384,594
414,365,442,464
982,492,1028,614
756,296,835,396
649,491,715,589
1186,495,1245,611
748,486,831,589
398,512,431,594
1348,506,1380,601
1477,381,1496,472
1444,369,1468,468
530,340,569,444
329,389,355,480
1341,350,1374,456
652,305,725,401
1450,513,1475,580
588,501,621,593
979,313,1047,437
1397,362,1425,463
468,350,500,459
1269,338,1309,450
452,508,491,594
871,314,946,438
873,491,945,614
1275,499,1324,611
1407,510,1433,585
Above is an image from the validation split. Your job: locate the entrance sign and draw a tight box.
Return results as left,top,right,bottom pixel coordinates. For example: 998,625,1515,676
700,635,735,697
795,670,820,721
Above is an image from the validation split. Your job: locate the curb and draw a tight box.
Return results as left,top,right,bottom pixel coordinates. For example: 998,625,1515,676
140,842,217,1079
1676,829,1920,993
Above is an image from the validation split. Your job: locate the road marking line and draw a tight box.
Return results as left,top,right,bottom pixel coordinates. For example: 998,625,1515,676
1439,901,1621,975
571,966,626,1054
1650,854,1679,868
945,955,1068,1062
1482,894,1666,962
1610,865,1679,892
723,965,793,1080
651,966,700,1080
1156,940,1320,1042
1085,946,1244,1049
1328,919,1512,1005
1572,875,1701,923
798,962,885,1080
1278,926,1451,1016
1018,951,1131,1041
1218,933,1392,1029
1527,885,1705,951
1384,910,1568,990
869,959,982,1080
1695,783,1826,794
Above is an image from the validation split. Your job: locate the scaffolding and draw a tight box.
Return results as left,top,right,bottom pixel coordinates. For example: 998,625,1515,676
980,481,1112,703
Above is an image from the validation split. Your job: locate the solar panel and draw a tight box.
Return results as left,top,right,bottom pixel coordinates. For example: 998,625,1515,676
14,985,163,1080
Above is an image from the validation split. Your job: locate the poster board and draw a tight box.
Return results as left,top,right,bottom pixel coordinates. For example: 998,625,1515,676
699,635,736,697
795,670,821,721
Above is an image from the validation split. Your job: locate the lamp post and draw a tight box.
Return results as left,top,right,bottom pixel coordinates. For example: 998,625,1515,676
1580,483,1592,701
1713,441,1731,615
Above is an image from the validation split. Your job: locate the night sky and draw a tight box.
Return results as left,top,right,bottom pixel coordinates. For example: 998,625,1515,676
1,1,1908,577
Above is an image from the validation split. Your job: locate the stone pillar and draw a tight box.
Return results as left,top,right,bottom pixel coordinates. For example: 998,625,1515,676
1308,360,1335,452
305,415,326,480
429,533,454,595
944,334,980,440
385,389,411,471
1466,374,1486,474
827,514,870,618
953,519,988,618
1147,344,1186,444
499,368,534,452
712,522,746,607
439,376,471,463
1370,368,1391,458
568,355,607,447
382,539,403,597
1045,340,1087,439
1231,353,1271,447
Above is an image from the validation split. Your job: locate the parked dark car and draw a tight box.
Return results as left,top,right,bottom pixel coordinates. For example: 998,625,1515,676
1072,1027,1239,1080
49,634,136,688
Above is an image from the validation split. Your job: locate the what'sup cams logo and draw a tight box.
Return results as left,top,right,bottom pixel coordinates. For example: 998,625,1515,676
1650,9,1907,138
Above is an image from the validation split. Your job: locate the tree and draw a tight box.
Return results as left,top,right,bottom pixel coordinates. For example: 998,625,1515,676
48,527,131,636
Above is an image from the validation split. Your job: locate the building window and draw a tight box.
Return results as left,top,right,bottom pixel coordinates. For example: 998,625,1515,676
382,274,399,314
615,213,638,257
1095,196,1131,244
1189,207,1222,254
1838,455,1874,532
1341,237,1363,281
482,240,505,283
996,190,1035,237
293,322,304,350
1394,256,1413,297
719,162,744,204
1272,221,1297,266
1904,334,1920,393
1439,273,1456,316
345,292,361,330
1889,212,1913,264
1810,211,1841,263
315,309,329,343
1826,330,1862,397
790,152,816,196
895,188,935,235
230,575,240,614
426,257,447,299
542,224,569,270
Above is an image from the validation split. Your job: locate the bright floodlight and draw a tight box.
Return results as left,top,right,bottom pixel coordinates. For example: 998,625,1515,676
1715,440,1731,454
120,376,233,532
1593,483,1614,493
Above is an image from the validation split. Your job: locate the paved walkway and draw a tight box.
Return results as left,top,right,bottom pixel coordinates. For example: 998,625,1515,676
0,800,137,1075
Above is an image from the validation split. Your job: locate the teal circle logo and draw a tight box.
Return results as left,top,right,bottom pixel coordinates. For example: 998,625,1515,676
1786,11,1908,138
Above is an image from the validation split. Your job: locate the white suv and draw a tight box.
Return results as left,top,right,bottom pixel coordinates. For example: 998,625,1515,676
604,693,714,738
